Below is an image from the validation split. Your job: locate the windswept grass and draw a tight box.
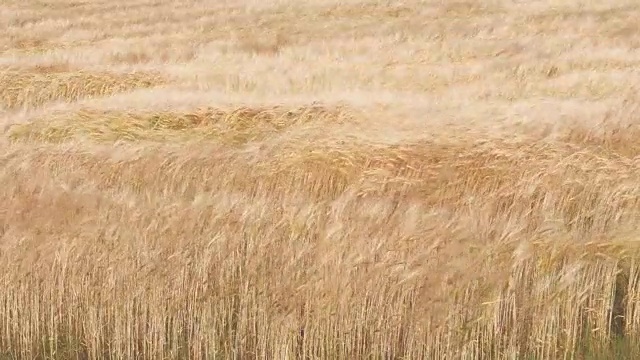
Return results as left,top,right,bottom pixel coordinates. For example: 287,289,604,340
7,105,356,144
2,0,640,359
0,69,164,110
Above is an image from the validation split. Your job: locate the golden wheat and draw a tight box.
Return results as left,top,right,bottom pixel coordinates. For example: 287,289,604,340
2,0,640,359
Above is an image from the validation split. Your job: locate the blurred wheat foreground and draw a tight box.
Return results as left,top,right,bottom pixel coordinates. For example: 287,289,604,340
2,0,640,358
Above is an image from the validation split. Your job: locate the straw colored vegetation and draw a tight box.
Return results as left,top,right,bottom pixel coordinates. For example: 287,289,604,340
2,0,640,359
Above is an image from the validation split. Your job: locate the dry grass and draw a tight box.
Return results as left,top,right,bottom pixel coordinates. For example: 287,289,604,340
0,68,164,110
2,0,640,359
7,105,355,144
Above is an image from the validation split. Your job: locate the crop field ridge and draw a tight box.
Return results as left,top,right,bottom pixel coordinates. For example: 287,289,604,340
2,0,640,359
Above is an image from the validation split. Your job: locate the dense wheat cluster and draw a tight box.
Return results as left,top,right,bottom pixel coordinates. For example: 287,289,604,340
2,0,640,358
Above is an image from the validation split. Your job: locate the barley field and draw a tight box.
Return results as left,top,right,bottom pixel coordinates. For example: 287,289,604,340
2,0,640,359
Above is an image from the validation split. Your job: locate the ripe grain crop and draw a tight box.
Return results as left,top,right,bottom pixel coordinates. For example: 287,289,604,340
2,0,640,359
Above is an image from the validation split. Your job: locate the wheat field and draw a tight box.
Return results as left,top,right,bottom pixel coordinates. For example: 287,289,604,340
2,0,640,359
